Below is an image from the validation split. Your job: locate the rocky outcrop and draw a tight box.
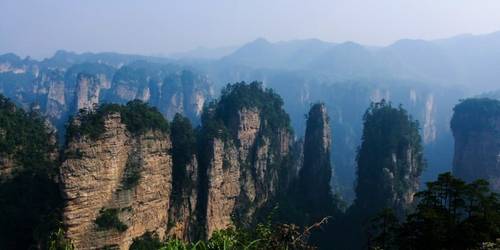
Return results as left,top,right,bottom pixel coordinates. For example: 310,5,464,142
353,101,424,216
298,103,335,220
201,83,294,238
60,113,172,249
74,73,101,112
160,70,213,122
451,98,500,191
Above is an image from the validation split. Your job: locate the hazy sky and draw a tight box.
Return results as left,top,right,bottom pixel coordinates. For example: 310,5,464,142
2,0,500,59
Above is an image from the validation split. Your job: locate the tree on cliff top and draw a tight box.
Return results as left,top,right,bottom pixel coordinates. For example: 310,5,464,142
354,100,424,216
369,172,500,250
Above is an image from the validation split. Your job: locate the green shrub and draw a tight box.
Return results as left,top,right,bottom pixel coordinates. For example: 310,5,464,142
66,100,169,140
95,208,128,232
121,158,141,189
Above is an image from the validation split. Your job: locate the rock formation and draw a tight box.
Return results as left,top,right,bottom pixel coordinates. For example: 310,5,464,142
353,101,424,216
298,103,335,220
451,98,500,191
200,82,294,237
60,112,172,249
74,73,101,112
60,83,297,247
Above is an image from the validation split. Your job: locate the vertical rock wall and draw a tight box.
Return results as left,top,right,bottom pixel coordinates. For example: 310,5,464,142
60,113,172,249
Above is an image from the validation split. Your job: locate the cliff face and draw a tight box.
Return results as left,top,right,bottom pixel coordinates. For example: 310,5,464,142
451,98,500,191
201,82,294,237
108,66,213,123
161,71,213,122
204,107,293,236
74,73,101,112
61,113,172,249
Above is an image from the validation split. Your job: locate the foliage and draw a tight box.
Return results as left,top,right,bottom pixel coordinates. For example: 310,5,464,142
200,81,292,142
130,218,322,250
355,100,424,215
66,100,169,140
171,113,197,196
451,98,500,135
95,208,128,232
130,232,164,250
217,81,292,137
297,103,337,223
369,172,500,250
0,94,56,171
0,94,63,249
48,227,75,250
121,158,141,189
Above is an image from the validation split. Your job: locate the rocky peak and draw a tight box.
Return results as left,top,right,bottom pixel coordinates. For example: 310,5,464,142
451,98,500,191
297,103,334,220
201,82,294,237
354,101,424,216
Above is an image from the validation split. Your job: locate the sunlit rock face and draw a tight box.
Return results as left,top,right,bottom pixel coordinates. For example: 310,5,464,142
452,98,500,191
60,113,172,250
74,73,101,112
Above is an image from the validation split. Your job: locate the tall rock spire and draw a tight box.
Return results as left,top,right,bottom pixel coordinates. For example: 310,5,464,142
298,103,335,221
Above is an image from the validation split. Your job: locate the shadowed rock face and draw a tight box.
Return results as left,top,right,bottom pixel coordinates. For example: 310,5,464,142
451,98,500,191
353,102,424,216
60,113,172,250
167,155,198,241
298,103,335,220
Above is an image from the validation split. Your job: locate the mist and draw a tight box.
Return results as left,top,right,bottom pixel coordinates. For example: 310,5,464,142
2,0,500,59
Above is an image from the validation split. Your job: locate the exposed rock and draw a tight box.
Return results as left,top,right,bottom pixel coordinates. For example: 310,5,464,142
161,71,213,122
422,94,437,143
205,138,241,237
353,101,424,216
74,73,101,112
298,103,335,220
451,98,500,191
167,156,198,241
202,83,294,238
60,113,172,249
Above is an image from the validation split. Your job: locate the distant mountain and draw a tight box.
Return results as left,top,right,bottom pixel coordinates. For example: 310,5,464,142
216,31,500,91
41,50,173,68
169,46,238,60
219,38,336,69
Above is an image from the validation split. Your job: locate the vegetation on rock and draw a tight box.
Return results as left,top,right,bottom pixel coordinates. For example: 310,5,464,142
95,208,128,232
451,98,500,135
67,100,169,140
369,172,500,250
171,113,197,196
0,94,63,249
354,100,424,215
130,219,322,250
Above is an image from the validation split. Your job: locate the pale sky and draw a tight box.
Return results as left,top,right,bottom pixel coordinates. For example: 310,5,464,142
1,0,500,59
